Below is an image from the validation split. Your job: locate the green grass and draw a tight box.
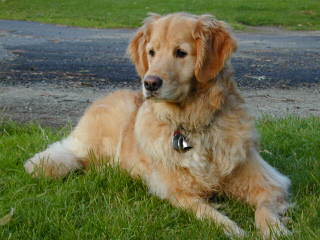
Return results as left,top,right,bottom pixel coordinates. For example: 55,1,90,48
0,116,319,239
0,0,319,30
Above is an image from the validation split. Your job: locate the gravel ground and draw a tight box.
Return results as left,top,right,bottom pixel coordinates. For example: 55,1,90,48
0,20,319,126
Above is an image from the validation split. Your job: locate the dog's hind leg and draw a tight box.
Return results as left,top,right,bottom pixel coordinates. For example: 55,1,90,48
24,90,143,178
24,136,87,178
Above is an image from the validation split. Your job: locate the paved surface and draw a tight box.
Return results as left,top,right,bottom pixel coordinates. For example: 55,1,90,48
0,20,319,126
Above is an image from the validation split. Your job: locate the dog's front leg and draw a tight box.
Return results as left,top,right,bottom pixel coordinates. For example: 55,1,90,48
223,149,291,239
167,192,246,238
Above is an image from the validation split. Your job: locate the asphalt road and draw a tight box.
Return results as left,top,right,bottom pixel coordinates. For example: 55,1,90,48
0,20,320,90
0,20,319,126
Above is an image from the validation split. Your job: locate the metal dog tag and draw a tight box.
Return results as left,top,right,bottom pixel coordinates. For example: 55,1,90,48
172,131,192,152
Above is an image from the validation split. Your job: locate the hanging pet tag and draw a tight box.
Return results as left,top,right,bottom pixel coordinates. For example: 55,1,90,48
172,130,193,152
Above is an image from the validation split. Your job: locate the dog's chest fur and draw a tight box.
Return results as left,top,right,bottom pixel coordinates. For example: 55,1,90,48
133,101,252,196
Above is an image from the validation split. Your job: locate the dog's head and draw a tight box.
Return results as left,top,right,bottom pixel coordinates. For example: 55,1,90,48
128,13,236,103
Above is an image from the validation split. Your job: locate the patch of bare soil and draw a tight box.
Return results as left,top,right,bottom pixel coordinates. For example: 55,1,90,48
0,85,319,127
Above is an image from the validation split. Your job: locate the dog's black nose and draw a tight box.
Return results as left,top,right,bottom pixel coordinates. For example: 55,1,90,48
144,75,163,91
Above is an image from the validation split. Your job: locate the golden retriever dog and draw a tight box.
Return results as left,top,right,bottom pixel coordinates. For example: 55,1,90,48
24,13,291,239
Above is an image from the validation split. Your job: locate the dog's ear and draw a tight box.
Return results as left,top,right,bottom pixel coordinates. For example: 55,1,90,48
127,13,160,78
193,15,237,83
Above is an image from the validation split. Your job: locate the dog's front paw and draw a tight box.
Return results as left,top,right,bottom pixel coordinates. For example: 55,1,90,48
223,220,246,239
262,222,291,240
256,207,291,240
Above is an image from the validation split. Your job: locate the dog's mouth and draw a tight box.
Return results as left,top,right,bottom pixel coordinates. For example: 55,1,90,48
144,89,187,104
143,84,187,103
145,95,155,99
144,90,160,99
144,91,174,102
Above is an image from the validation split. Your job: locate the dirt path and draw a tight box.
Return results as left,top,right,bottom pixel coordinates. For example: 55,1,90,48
0,21,319,126
1,85,319,127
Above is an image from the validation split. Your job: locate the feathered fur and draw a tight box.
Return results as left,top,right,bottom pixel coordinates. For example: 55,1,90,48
25,13,291,239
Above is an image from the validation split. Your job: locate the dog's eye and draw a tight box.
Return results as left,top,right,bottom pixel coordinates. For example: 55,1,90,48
149,49,155,57
175,49,187,58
